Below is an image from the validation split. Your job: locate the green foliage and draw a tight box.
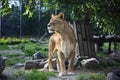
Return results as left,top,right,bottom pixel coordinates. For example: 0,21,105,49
10,69,55,80
77,73,106,80
0,37,29,45
1,0,120,35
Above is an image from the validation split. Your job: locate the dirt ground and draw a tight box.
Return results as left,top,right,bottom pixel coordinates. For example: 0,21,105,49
0,50,107,80
0,66,107,80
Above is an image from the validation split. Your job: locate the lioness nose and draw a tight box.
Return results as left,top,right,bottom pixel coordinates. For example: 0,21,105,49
47,24,50,27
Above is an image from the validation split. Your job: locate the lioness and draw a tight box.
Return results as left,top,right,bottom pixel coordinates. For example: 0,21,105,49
47,12,76,76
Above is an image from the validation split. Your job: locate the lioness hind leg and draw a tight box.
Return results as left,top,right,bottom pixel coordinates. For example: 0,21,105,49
67,51,75,75
57,51,66,76
56,58,60,72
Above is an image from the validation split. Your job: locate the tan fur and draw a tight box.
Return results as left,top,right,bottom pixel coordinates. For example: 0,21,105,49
47,12,76,76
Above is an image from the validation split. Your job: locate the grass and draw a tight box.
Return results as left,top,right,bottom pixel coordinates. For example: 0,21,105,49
96,52,108,57
6,58,25,66
77,73,106,80
4,54,25,66
22,42,48,57
102,42,120,52
26,69,55,80
0,45,8,50
10,69,55,80
5,54,21,58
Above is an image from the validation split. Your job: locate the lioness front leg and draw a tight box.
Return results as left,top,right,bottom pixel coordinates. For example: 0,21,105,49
48,51,55,71
57,51,66,76
68,51,75,75
48,39,55,71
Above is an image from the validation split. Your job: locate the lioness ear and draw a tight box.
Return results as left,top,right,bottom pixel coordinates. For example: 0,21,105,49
51,14,54,18
58,12,64,19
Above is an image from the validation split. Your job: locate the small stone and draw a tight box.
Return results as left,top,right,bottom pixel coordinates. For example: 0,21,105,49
32,52,46,60
13,63,24,68
107,72,120,80
109,53,120,62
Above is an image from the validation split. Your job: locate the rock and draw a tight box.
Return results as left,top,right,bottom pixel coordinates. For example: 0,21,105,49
73,56,81,68
105,57,117,66
38,40,47,44
2,56,7,61
32,52,46,60
30,38,37,43
107,72,120,80
24,58,57,70
107,66,120,80
8,45,19,50
24,59,46,70
109,53,120,62
108,66,120,77
97,56,118,67
13,63,24,68
0,56,6,75
81,58,99,69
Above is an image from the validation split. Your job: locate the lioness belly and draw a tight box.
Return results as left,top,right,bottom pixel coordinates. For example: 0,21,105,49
60,42,74,58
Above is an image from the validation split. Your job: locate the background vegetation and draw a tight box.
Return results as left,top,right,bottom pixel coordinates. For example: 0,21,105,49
0,0,120,37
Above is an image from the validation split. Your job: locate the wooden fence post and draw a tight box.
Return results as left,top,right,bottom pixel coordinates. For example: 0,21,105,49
70,20,96,58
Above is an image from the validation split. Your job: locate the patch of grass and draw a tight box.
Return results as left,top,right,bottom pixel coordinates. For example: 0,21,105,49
88,73,106,80
6,58,25,66
0,45,8,50
96,52,108,57
23,42,48,57
10,69,55,80
5,54,25,66
77,73,106,80
78,75,89,80
26,69,55,80
5,54,21,58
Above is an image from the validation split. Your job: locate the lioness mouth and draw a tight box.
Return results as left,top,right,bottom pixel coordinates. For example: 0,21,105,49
48,28,55,33
47,27,55,32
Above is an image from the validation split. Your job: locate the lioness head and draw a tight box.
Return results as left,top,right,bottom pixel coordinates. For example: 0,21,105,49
47,12,65,33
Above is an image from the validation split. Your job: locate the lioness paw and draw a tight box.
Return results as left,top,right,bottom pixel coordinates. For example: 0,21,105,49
67,72,75,76
58,72,67,77
49,69,55,72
